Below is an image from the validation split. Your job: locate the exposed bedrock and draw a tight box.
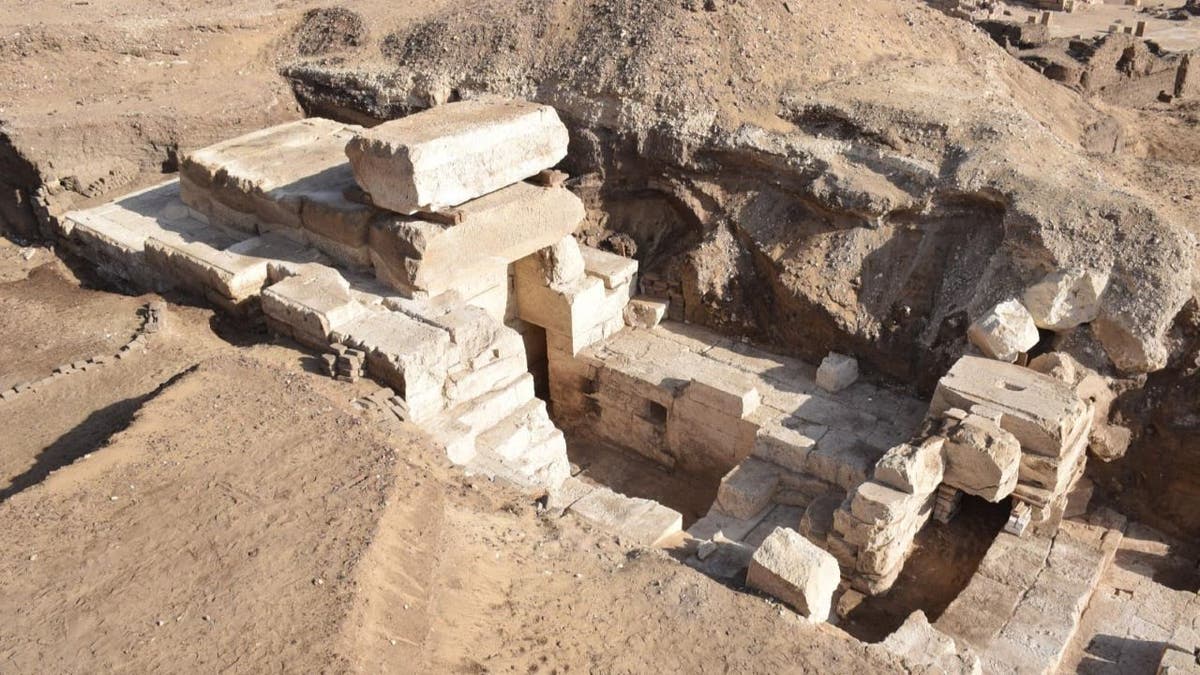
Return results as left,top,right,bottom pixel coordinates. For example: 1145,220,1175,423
281,0,1196,385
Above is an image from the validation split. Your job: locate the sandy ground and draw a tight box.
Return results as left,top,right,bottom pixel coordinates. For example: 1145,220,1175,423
0,241,908,673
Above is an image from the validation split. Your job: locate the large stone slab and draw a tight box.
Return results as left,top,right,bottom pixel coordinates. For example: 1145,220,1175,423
930,355,1090,458
261,267,368,349
375,182,584,296
345,100,569,214
179,118,376,267
746,527,840,622
331,310,455,420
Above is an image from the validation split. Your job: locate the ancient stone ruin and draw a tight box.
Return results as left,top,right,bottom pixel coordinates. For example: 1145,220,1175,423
34,92,1191,673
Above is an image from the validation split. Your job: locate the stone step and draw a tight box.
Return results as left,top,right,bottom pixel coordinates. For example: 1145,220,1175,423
475,398,553,462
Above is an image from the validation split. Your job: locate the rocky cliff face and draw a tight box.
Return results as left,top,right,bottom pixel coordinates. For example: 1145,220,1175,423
281,0,1196,386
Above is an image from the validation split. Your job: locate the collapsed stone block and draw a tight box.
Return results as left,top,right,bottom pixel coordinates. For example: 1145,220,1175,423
746,527,840,622
967,299,1040,362
942,413,1022,502
716,458,780,519
873,436,946,495
1023,268,1108,331
816,352,858,392
931,355,1091,458
1027,351,1078,384
344,100,569,214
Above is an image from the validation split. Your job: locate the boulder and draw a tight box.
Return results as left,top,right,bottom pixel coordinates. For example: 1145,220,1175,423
967,299,1040,362
1023,268,1108,331
345,99,569,214
746,527,840,622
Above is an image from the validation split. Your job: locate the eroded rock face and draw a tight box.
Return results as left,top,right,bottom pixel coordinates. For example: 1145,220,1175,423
279,0,1195,382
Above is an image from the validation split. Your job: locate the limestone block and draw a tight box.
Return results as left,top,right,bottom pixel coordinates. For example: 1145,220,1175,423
931,355,1090,458
332,311,455,421
568,486,682,547
816,352,859,392
534,235,586,286
943,414,1022,502
681,376,760,419
751,421,818,474
374,183,583,296
1157,646,1198,674
579,245,638,289
545,476,596,515
967,299,1040,362
850,481,924,523
431,305,500,359
143,237,270,302
746,527,840,622
878,610,982,675
873,436,946,495
798,493,842,543
180,119,378,267
623,297,668,329
515,265,607,336
443,353,527,407
1089,423,1131,462
261,268,368,349
1023,268,1108,331
716,458,781,519
345,100,569,214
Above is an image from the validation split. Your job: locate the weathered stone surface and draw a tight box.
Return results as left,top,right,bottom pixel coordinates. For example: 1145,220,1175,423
623,296,668,329
682,376,760,419
345,100,569,214
716,458,780,519
376,182,584,295
816,352,858,392
751,421,818,474
1089,422,1132,462
534,235,586,286
850,480,923,523
931,355,1090,458
1158,647,1200,674
568,486,682,547
332,310,454,420
746,527,840,622
873,436,946,495
179,118,376,266
943,414,1022,502
1027,351,1078,384
579,245,638,290
967,299,1040,363
261,267,368,348
1023,268,1108,331
878,610,982,675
